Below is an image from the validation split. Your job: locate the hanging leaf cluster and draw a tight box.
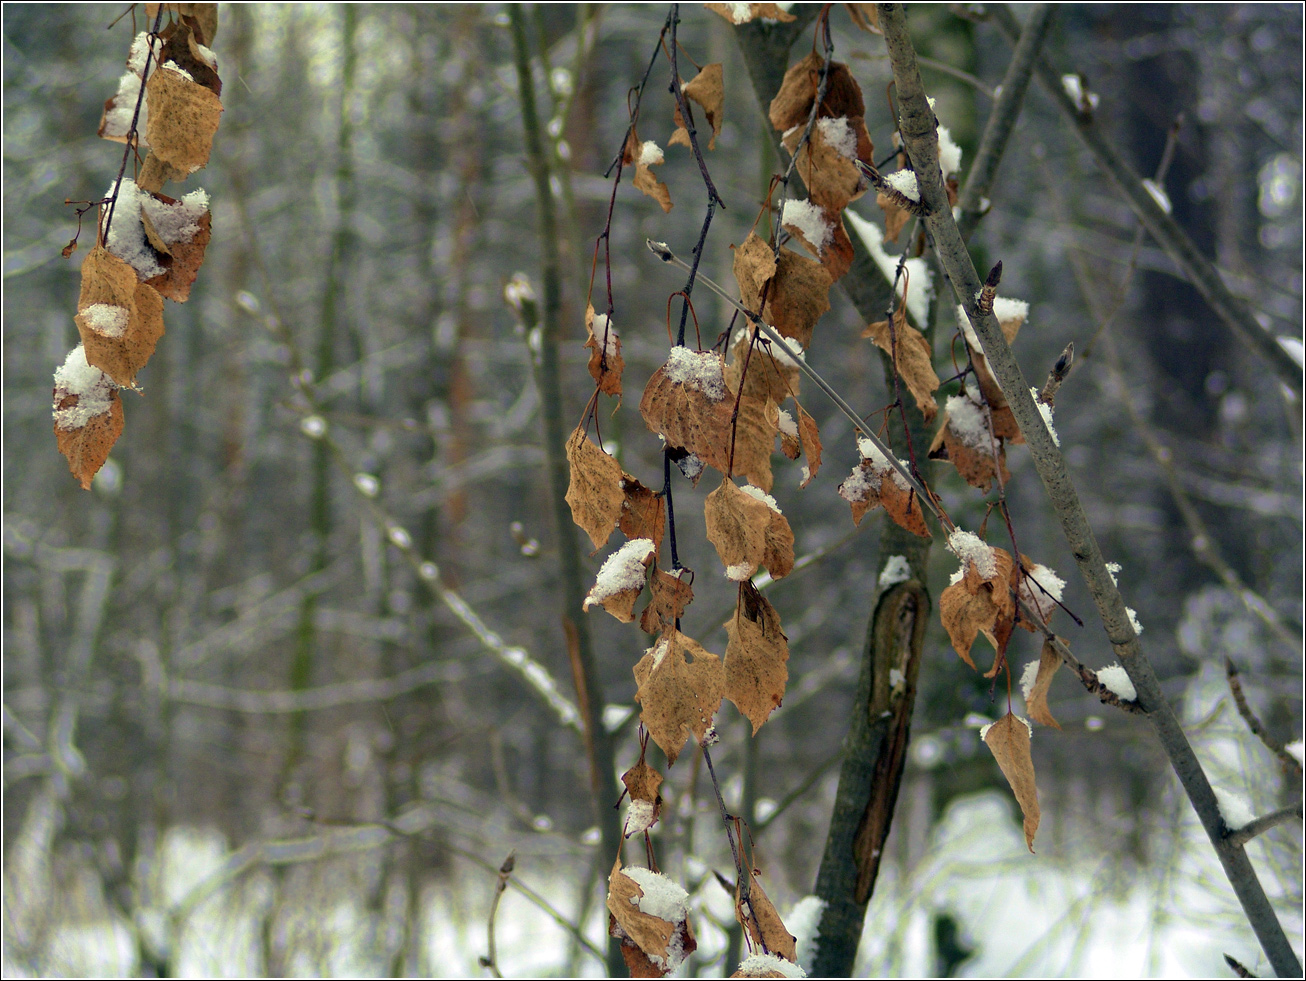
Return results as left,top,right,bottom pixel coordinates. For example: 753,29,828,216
55,4,222,489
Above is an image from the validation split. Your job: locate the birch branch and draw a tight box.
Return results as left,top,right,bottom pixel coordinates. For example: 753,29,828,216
877,6,1301,975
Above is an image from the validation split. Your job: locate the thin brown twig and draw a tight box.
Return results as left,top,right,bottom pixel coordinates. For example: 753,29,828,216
1226,658,1302,772
479,851,516,978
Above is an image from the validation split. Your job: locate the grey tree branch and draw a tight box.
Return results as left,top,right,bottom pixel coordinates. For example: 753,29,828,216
877,5,1301,975
1225,805,1305,850
989,4,1302,397
955,4,1055,240
509,10,624,975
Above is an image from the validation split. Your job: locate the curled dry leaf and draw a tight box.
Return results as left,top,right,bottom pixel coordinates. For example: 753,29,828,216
564,425,624,550
704,478,794,580
725,582,789,735
156,18,221,97
762,248,832,350
53,348,125,490
939,545,1015,669
768,53,864,132
640,566,694,634
639,352,737,478
1026,638,1064,729
607,859,697,977
625,129,672,213
786,113,874,214
837,453,929,538
621,758,664,837
929,391,1011,493
736,871,798,964
732,232,778,316
862,306,939,422
633,630,725,765
76,247,165,387
140,188,212,301
620,474,665,552
982,713,1041,852
584,304,624,397
670,63,724,150
145,65,223,181
584,538,656,623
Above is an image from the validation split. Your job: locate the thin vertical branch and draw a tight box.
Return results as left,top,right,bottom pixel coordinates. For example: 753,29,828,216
877,6,1301,975
509,10,624,976
988,4,1302,396
955,4,1055,240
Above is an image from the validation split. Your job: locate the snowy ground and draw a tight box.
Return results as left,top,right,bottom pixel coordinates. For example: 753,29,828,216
5,624,1300,978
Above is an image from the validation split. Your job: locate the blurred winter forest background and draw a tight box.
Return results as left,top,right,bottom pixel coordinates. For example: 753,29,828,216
3,3,1301,977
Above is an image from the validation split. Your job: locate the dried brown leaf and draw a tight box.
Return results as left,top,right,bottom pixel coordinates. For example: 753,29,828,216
704,477,769,580
54,387,124,491
838,457,929,537
732,233,777,315
928,398,1011,493
862,308,939,421
724,582,789,734
790,114,873,213
1027,638,1064,729
762,248,832,350
640,566,695,634
584,540,655,623
565,425,624,550
621,758,664,836
983,713,1041,852
77,275,165,388
620,475,665,552
736,871,797,963
939,547,1015,667
584,303,624,397
639,356,737,478
140,190,212,302
670,63,724,150
768,53,864,131
145,66,223,179
633,630,725,765
607,858,696,977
